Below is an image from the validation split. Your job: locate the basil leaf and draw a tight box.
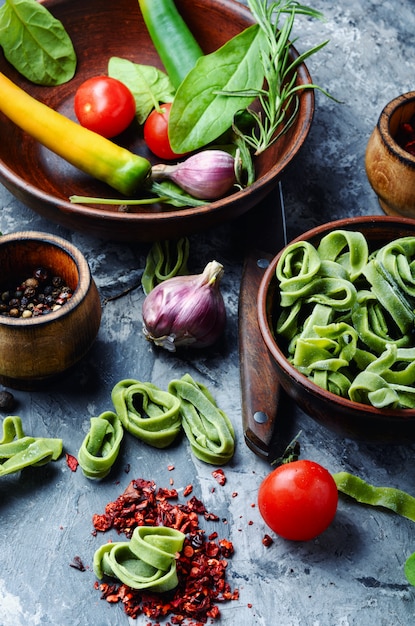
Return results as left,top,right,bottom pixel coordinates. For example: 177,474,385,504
169,24,266,154
0,0,76,86
405,552,415,586
108,57,175,125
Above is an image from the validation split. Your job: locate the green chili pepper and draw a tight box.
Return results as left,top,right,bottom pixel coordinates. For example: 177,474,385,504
138,0,203,89
111,379,182,448
168,373,235,464
77,411,124,480
93,525,185,592
141,237,190,295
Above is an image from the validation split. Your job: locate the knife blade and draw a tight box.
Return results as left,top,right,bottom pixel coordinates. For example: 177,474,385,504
238,181,288,460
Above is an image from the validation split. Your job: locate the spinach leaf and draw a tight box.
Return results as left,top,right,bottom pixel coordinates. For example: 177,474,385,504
169,24,266,154
405,552,415,586
0,0,76,85
108,57,175,125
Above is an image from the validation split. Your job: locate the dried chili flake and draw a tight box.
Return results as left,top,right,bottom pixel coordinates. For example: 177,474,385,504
211,468,226,486
66,453,78,472
183,484,193,497
92,478,238,625
262,534,274,547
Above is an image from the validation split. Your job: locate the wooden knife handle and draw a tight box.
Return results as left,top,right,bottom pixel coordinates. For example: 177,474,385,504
239,249,282,460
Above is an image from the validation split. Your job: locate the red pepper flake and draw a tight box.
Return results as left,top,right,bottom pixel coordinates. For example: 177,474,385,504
211,468,226,486
262,534,274,547
232,492,238,498
168,464,175,471
183,484,193,497
65,453,78,472
92,478,238,625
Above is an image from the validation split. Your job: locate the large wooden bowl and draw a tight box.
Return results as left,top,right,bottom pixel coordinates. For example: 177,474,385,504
258,216,415,443
0,231,101,389
0,0,314,242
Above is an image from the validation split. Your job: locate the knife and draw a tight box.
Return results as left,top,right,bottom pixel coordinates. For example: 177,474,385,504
238,181,288,460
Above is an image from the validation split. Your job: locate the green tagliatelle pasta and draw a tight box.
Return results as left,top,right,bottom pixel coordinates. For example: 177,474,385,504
168,373,235,464
0,415,62,476
333,471,415,586
276,231,415,408
77,410,124,479
141,237,190,295
111,379,182,448
93,525,185,592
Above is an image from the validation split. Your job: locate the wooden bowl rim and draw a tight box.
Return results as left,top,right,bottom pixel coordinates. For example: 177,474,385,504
257,214,415,419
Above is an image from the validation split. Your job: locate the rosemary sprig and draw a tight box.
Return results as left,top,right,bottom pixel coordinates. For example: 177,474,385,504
228,0,333,155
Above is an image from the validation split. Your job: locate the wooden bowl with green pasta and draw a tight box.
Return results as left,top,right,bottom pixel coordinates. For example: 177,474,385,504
258,215,415,443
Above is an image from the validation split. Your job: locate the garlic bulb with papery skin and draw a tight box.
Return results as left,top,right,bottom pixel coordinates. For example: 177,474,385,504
151,150,236,200
142,260,226,352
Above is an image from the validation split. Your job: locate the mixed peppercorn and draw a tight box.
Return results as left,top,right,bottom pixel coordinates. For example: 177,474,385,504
0,267,73,318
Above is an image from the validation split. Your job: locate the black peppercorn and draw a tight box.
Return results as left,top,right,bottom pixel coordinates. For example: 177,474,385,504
0,390,16,412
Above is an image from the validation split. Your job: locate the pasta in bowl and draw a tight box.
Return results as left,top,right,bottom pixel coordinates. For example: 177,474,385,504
258,215,415,442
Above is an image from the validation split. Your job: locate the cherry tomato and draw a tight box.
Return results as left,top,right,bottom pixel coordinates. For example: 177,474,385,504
74,76,136,138
143,103,186,160
258,460,338,541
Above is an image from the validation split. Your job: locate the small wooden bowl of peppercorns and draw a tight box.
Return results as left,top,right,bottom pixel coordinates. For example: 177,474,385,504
366,91,415,217
0,231,101,389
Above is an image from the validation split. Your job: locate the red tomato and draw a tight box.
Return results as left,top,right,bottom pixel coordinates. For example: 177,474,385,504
74,76,136,138
143,103,186,160
258,460,338,541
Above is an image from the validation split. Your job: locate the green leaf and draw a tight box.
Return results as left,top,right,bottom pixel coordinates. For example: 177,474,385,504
0,0,76,85
108,57,175,125
405,552,415,586
169,24,266,154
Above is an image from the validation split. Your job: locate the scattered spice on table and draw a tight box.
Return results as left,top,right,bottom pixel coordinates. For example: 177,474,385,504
70,556,87,571
212,468,226,486
92,478,238,624
66,453,79,472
